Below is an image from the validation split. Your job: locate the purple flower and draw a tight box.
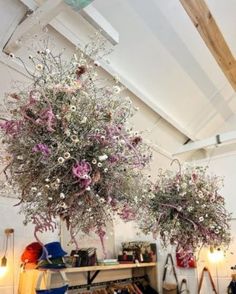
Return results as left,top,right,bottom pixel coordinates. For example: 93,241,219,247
119,204,136,221
36,107,56,132
108,154,120,164
32,143,51,156
72,161,92,188
0,120,22,136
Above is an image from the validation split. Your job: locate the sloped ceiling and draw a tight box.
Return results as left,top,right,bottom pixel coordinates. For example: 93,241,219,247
93,0,236,142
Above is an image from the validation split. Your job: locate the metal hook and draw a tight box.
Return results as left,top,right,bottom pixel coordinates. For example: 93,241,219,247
170,158,182,174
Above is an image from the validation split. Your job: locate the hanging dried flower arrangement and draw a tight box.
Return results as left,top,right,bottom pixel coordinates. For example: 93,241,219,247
0,35,153,248
138,160,231,256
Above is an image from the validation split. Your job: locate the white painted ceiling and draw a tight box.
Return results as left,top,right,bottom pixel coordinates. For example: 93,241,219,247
1,0,236,158
93,0,236,141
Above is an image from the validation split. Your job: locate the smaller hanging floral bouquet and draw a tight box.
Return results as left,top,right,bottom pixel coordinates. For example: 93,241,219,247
138,162,231,258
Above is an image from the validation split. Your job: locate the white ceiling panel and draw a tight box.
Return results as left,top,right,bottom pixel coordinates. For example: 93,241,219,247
93,0,236,141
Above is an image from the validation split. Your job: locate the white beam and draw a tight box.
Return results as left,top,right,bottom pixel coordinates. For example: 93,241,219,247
4,0,64,53
173,131,236,155
18,0,119,46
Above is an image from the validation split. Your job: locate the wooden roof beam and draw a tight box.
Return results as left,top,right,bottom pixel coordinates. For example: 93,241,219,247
180,0,236,91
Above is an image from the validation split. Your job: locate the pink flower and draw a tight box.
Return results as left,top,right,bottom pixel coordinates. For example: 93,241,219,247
72,161,92,188
0,120,22,136
119,204,136,221
32,143,51,156
36,107,56,132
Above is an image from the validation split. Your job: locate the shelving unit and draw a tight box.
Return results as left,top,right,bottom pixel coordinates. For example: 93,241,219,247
49,262,158,291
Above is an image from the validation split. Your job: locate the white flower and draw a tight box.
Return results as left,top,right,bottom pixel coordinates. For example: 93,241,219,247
81,116,87,124
48,197,53,201
9,53,15,58
85,186,91,191
94,60,100,66
58,157,65,164
31,187,37,192
113,85,121,94
60,193,65,199
104,168,108,173
65,129,71,136
71,135,79,142
70,105,76,112
199,216,204,222
187,206,193,212
98,154,108,161
64,152,70,159
113,75,120,83
45,48,51,54
45,178,50,183
36,64,43,71
198,191,204,198
215,229,219,234
56,178,61,183
92,159,97,165
97,162,102,167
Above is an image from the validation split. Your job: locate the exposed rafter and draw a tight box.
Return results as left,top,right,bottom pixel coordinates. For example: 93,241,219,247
4,0,64,53
13,0,119,49
173,130,236,156
180,0,236,91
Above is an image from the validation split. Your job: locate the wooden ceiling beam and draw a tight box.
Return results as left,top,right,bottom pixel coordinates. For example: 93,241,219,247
180,0,236,91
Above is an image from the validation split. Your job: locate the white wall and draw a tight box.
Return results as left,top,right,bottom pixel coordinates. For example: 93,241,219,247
0,197,60,294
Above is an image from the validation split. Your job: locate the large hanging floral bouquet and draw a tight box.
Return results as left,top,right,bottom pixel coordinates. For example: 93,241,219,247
138,163,231,254
0,36,152,246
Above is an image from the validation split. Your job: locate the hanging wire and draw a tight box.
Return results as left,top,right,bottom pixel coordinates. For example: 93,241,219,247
12,231,15,294
4,234,9,257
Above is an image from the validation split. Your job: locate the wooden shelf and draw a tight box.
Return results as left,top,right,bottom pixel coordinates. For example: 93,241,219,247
18,262,158,293
62,262,157,273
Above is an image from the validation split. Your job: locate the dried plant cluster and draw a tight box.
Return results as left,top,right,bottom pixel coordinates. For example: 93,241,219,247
0,36,231,255
0,36,152,245
138,165,231,254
